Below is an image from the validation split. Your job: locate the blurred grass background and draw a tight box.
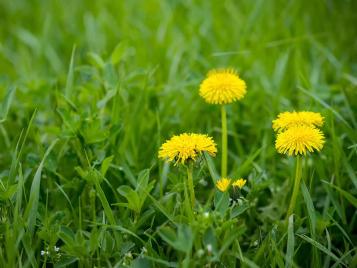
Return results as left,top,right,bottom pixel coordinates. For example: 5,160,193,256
0,0,356,267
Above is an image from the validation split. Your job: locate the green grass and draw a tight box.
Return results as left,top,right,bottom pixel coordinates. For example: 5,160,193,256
0,0,356,267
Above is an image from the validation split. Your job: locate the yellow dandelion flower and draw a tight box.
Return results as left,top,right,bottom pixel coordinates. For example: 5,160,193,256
232,178,246,189
158,133,217,165
272,111,324,132
216,178,231,192
199,69,247,104
275,125,325,156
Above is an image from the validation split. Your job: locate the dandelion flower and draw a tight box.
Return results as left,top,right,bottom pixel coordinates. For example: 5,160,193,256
232,178,246,189
159,133,217,165
199,69,247,104
275,125,325,156
272,111,324,132
216,178,231,192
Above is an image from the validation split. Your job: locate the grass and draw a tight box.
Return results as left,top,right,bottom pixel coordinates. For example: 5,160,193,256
0,0,356,267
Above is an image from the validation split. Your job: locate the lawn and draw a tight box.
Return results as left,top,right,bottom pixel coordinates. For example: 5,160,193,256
0,0,356,267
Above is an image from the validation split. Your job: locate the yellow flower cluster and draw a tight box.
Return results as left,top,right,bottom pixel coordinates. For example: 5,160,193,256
272,111,324,132
158,133,217,165
215,177,246,192
232,178,247,188
199,69,247,104
275,125,325,155
273,111,325,156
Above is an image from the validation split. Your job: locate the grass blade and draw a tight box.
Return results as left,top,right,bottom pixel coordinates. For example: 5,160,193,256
204,152,219,182
94,179,116,226
285,215,295,268
301,181,316,236
298,86,351,128
0,85,16,123
65,45,76,98
24,139,58,233
322,180,357,208
297,234,346,267
9,110,37,184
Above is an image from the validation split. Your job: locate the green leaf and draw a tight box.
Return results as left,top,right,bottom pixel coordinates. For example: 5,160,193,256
203,228,218,257
97,89,117,109
109,224,146,245
117,185,141,213
121,162,137,187
115,169,153,214
88,52,105,69
322,183,346,223
285,215,295,268
80,119,109,144
214,191,230,216
327,214,354,246
204,152,219,182
131,257,151,268
146,192,176,224
143,256,177,267
111,41,128,65
0,184,18,201
218,229,244,260
24,139,58,234
301,181,316,236
14,165,24,221
322,180,357,208
0,85,16,123
65,45,76,98
297,234,346,267
54,257,78,268
236,148,261,177
344,160,357,189
235,240,260,268
230,202,249,219
94,179,116,225
100,155,114,177
158,225,193,253
298,86,351,129
136,168,150,191
8,110,36,184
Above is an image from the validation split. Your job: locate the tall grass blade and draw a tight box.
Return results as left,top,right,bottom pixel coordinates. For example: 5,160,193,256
65,45,76,98
24,139,58,233
297,234,346,267
0,85,16,123
285,215,295,268
322,180,357,208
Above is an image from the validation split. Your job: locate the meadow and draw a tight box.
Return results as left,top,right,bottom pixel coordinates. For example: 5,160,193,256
0,0,356,267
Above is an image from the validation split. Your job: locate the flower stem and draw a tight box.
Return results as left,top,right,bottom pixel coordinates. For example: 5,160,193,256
221,105,228,178
184,180,193,220
287,156,303,218
187,165,195,209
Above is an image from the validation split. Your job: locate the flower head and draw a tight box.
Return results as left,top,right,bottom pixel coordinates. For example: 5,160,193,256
159,133,217,165
199,69,247,104
275,125,325,156
273,111,324,132
215,178,231,192
232,178,246,189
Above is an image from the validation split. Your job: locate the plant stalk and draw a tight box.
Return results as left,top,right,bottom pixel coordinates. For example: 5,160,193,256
221,105,228,178
287,156,303,218
187,165,195,209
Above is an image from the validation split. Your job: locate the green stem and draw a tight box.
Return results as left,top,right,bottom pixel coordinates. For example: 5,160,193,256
187,165,195,209
221,105,228,178
42,255,47,268
160,172,163,199
183,180,193,220
287,156,303,218
90,187,96,223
